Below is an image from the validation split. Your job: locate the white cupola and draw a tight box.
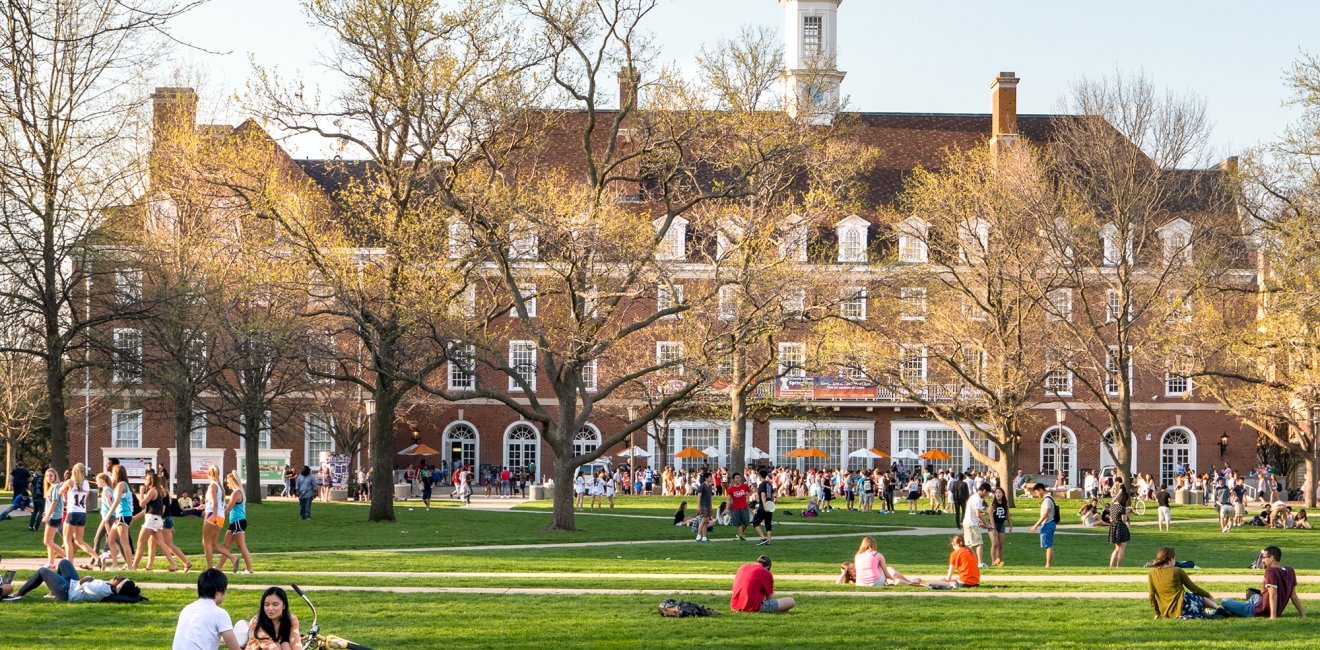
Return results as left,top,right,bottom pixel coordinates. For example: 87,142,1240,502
779,0,845,126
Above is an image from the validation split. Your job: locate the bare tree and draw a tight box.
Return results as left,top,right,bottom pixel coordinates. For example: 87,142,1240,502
0,0,202,472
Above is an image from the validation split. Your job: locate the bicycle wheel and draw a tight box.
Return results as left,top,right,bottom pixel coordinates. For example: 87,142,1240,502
1132,499,1146,516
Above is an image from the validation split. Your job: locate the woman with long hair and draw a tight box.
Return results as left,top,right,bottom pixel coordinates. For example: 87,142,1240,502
107,466,135,570
40,468,67,566
1108,482,1132,568
129,473,180,571
144,473,192,572
202,465,235,570
989,486,1012,567
220,470,254,574
60,463,98,568
843,536,921,586
91,472,119,568
246,586,302,649
1147,546,1217,618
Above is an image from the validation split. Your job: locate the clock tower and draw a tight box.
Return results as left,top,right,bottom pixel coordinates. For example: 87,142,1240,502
779,0,845,125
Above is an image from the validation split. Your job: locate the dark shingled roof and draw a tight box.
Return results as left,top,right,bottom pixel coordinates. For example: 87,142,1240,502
296,159,380,198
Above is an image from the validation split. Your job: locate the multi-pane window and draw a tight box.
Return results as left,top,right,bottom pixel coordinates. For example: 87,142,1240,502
802,15,822,55
115,268,141,304
509,340,537,391
448,222,474,259
1045,351,1072,395
1160,429,1193,487
1040,427,1073,482
783,289,806,315
655,217,687,261
509,222,538,260
781,219,808,262
580,359,598,392
448,343,476,391
840,286,866,320
1165,357,1191,395
657,284,684,318
838,227,866,262
656,341,685,375
112,328,142,384
573,426,600,458
899,287,927,321
1160,221,1193,266
718,285,738,321
1048,289,1073,322
190,411,208,448
960,347,984,384
306,414,335,463
900,345,926,383
844,360,867,383
898,218,928,263
184,329,209,376
1105,289,1124,323
1101,224,1131,266
239,412,273,449
778,342,806,378
513,284,537,318
1104,345,1124,396
111,409,143,448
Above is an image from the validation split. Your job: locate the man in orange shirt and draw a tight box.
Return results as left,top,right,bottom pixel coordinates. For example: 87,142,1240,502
928,535,980,589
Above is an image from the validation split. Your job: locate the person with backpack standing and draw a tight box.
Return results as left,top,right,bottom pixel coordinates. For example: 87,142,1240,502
1029,483,1059,568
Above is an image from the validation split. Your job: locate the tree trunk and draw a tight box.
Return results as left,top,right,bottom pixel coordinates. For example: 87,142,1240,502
547,456,578,531
3,433,12,490
46,359,69,473
367,384,400,522
993,439,1019,509
242,409,263,505
728,388,747,476
174,404,195,494
1303,454,1316,508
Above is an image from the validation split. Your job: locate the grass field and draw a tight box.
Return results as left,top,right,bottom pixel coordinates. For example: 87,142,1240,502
1,493,1316,648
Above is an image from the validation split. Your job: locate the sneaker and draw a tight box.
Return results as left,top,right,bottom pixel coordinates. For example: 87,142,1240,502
700,537,709,542
736,535,746,541
757,539,770,546
3,595,23,602
978,563,988,569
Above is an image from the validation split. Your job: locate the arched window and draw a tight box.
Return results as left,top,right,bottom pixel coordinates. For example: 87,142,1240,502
504,423,541,481
1100,429,1138,476
1040,426,1076,487
1159,428,1196,488
573,425,601,459
443,422,479,471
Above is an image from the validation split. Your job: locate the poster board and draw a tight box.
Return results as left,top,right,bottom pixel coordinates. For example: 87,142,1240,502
320,451,350,488
168,448,225,488
237,449,292,485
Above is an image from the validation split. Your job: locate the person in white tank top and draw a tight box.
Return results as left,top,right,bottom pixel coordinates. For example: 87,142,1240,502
60,465,98,568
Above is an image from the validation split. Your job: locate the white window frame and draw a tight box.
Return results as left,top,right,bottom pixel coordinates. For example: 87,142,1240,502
239,411,273,450
509,222,538,260
778,342,807,378
958,217,990,265
580,359,598,392
717,285,738,321
654,216,688,261
112,328,142,384
1165,359,1192,396
447,343,477,391
897,217,929,263
835,215,869,263
900,287,927,321
512,283,536,318
656,341,685,375
189,410,208,448
115,268,142,304
1048,288,1073,322
305,413,335,464
840,286,866,321
900,344,927,383
802,14,823,55
1105,345,1132,396
1101,223,1133,267
1045,350,1073,396
1105,289,1124,323
508,340,537,392
111,409,143,448
1158,219,1193,266
657,283,684,319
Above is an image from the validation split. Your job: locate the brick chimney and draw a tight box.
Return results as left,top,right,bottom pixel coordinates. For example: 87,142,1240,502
617,68,640,111
151,87,197,145
989,72,1019,154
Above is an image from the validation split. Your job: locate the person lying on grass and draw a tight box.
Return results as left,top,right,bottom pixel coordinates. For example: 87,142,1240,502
837,536,923,586
926,535,980,589
2,559,142,603
1147,546,1217,619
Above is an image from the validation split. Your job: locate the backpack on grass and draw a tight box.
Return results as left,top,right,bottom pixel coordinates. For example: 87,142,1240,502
659,599,717,618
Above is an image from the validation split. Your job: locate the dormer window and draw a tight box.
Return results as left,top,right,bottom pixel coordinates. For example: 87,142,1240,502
716,220,743,261
897,217,928,263
958,217,990,264
802,15,822,55
1100,223,1132,267
1157,218,1193,266
655,216,688,261
835,215,868,263
780,215,808,262
509,221,538,260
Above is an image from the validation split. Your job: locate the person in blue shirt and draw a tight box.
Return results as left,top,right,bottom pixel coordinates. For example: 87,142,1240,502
0,492,31,522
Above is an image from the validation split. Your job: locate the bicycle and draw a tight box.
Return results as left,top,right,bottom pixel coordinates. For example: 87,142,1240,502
292,584,374,650
1130,495,1147,516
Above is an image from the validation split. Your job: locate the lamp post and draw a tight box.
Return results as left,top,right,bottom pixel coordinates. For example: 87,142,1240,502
627,405,639,471
1219,433,1229,460
362,398,376,471
1054,408,1065,484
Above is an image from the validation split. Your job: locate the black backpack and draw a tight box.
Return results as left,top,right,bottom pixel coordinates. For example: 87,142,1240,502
659,599,716,618
1045,495,1061,524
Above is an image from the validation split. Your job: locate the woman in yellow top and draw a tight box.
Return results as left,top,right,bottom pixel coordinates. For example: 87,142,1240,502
1147,546,1218,619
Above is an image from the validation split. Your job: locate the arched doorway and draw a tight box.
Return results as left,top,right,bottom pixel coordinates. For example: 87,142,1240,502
1100,429,1139,476
442,421,479,473
1160,427,1197,487
573,424,601,459
504,423,541,483
1040,426,1077,487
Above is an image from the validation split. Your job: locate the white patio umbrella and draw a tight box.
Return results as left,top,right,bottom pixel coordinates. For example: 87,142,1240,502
892,449,921,460
848,448,885,459
701,446,722,458
745,447,771,460
616,446,652,458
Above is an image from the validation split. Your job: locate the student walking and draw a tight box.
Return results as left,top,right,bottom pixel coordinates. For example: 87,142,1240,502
1029,483,1058,568
40,468,67,566
295,466,317,520
989,486,1012,568
130,473,183,571
219,471,254,574
60,463,98,568
1108,485,1132,568
107,466,135,570
202,465,234,570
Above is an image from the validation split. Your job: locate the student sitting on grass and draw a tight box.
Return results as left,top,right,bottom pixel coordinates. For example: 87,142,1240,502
1078,499,1101,527
927,535,980,589
1147,546,1217,619
1294,509,1311,530
837,536,922,586
1219,545,1305,619
672,501,687,526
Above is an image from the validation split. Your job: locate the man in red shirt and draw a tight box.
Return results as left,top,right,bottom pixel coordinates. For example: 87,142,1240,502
928,535,980,589
726,474,752,541
730,555,795,613
1220,545,1306,618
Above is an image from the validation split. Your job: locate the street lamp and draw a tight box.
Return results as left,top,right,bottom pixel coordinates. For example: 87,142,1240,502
362,399,376,470
627,405,640,471
1054,408,1065,485
1219,433,1229,459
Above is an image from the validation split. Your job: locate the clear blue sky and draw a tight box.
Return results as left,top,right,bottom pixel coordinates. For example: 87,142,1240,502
163,0,1319,160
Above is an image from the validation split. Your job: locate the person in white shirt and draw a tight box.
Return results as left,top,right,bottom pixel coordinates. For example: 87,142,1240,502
1083,471,1099,499
962,484,991,568
173,568,240,650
